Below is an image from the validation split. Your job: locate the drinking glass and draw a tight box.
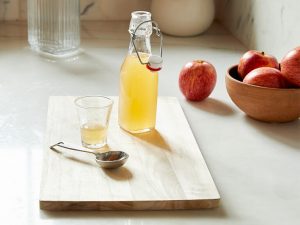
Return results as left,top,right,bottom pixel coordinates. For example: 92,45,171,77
74,96,113,149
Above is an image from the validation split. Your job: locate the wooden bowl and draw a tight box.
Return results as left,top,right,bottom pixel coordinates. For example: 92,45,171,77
225,65,300,122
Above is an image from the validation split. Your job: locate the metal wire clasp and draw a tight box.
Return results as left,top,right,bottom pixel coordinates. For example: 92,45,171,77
130,20,163,71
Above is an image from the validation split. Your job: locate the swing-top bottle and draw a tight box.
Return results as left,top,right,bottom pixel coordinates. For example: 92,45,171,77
118,11,163,133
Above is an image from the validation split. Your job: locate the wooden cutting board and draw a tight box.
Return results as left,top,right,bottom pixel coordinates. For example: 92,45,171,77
40,96,220,210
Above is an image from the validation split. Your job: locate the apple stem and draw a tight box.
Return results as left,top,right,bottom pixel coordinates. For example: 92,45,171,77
261,51,265,55
195,60,204,64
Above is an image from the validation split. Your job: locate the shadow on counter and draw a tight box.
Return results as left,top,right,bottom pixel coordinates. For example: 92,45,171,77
188,98,236,116
244,116,300,150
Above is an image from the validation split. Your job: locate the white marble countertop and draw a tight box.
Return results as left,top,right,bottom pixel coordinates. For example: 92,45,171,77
0,21,299,225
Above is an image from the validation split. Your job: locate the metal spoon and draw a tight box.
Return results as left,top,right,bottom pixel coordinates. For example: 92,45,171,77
50,142,129,169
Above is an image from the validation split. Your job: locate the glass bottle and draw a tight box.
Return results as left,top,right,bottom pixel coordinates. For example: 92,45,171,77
27,0,80,56
118,11,163,133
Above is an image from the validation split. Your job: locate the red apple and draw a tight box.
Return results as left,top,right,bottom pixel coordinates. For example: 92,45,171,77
238,50,279,79
243,67,287,88
179,60,217,101
280,47,300,87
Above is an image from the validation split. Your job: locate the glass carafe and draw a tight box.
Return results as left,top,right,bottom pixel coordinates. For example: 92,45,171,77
118,11,163,133
27,0,80,56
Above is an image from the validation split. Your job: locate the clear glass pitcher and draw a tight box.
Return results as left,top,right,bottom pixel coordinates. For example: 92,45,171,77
27,0,80,56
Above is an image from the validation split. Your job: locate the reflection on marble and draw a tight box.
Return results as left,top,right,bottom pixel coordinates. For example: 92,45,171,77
0,0,151,21
215,0,300,57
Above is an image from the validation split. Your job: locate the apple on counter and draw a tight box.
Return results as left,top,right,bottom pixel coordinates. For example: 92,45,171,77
179,60,217,101
238,50,279,80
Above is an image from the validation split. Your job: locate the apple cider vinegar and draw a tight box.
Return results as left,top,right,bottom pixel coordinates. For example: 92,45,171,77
119,53,158,133
118,11,163,134
80,122,108,146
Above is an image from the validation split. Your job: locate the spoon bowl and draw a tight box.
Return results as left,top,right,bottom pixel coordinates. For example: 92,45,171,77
96,151,129,169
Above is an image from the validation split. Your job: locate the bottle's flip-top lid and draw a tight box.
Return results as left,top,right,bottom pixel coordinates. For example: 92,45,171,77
147,55,163,71
130,17,163,72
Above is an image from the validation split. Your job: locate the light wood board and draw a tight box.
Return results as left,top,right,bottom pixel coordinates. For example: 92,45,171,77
40,96,220,210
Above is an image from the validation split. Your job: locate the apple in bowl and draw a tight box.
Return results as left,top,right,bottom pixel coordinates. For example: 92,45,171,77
280,47,300,87
238,50,279,80
243,67,287,88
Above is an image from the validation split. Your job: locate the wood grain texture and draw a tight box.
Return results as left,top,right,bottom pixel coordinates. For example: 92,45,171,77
40,96,220,211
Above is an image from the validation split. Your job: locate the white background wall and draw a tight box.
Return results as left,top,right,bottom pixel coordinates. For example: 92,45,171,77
1,0,300,57
215,0,300,57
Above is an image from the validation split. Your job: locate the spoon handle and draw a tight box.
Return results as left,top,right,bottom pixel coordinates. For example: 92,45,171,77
50,142,97,155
